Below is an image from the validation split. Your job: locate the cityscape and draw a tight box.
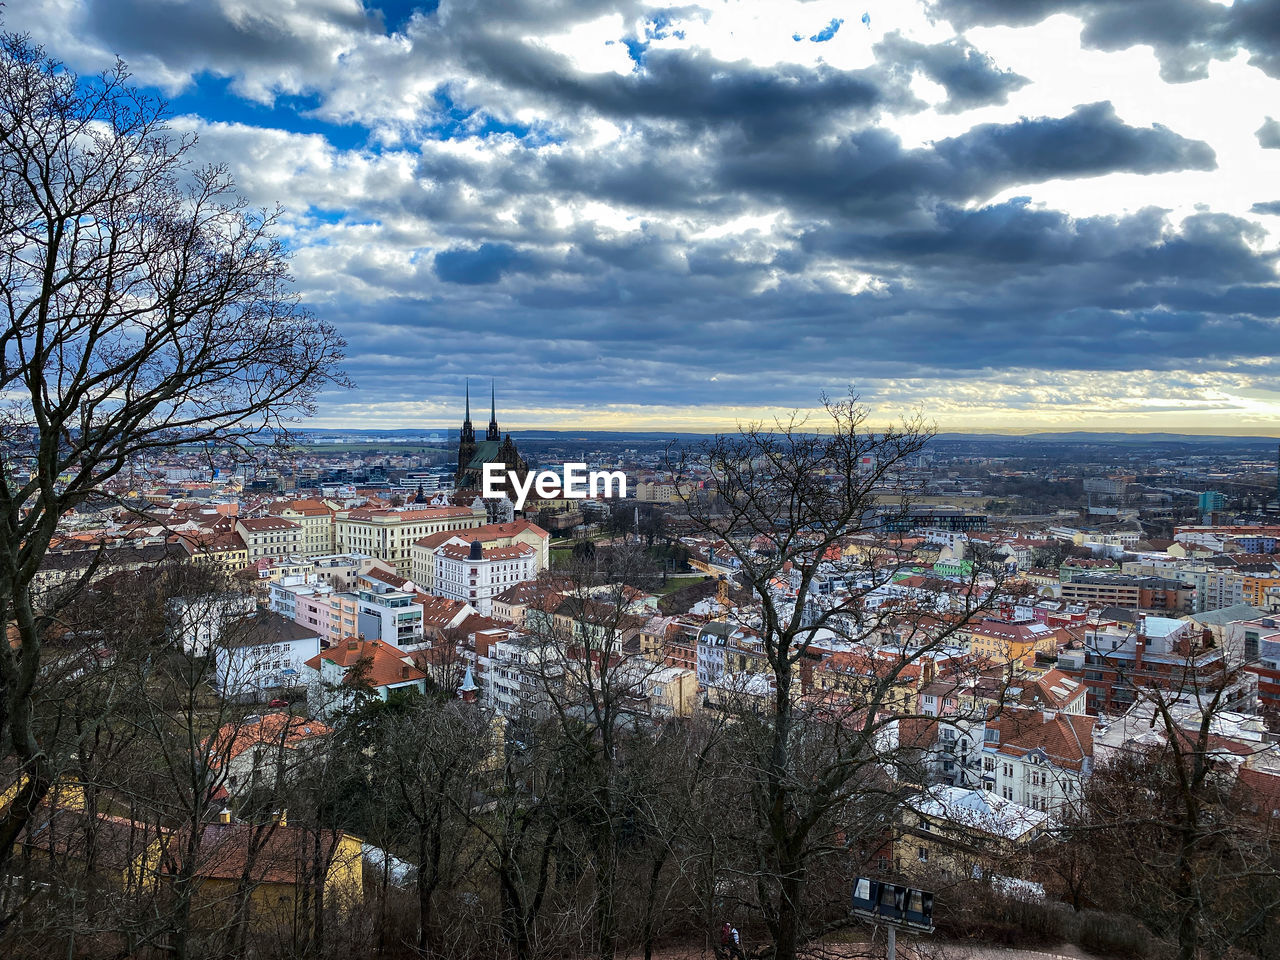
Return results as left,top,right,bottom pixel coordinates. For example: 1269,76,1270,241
6,3,1280,960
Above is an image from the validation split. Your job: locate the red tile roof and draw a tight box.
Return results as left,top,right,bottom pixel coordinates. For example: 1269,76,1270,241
987,707,1094,771
207,713,332,763
413,519,548,550
304,639,425,688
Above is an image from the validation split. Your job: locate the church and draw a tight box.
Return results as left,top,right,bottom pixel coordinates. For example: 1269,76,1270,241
455,380,528,493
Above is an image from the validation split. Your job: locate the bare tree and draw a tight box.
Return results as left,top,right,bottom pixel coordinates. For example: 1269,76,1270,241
1066,669,1280,960
669,394,1007,960
0,31,347,869
523,541,669,960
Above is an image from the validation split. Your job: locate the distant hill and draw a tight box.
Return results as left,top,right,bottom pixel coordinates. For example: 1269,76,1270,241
295,427,1280,446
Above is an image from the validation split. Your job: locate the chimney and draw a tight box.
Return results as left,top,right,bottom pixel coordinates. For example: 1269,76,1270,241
1043,709,1057,723
272,808,288,826
347,638,358,651
218,807,232,824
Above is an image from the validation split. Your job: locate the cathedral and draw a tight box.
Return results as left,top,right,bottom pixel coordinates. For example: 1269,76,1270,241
455,380,528,493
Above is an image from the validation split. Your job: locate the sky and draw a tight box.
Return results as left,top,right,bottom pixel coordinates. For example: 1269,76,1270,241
12,0,1280,435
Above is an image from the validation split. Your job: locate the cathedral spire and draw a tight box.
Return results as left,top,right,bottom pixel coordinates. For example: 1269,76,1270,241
460,379,475,446
487,378,500,441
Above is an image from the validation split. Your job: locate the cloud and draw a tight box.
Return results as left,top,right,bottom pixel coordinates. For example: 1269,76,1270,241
1258,117,1280,148
9,0,1280,431
874,32,1029,113
434,242,529,284
927,0,1280,83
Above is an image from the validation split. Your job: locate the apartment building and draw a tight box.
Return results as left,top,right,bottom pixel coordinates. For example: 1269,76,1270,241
409,519,549,592
434,540,540,616
1059,575,1196,614
234,516,302,562
272,499,335,556
334,504,487,576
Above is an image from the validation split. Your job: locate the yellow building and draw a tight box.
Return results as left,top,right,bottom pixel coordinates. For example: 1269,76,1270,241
967,618,1061,665
335,504,487,576
898,786,1045,883
274,500,336,556
6,777,167,895
811,650,922,714
181,530,250,574
177,821,364,930
1243,574,1280,608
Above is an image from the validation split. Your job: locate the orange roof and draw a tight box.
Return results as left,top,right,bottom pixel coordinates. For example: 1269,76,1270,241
304,638,425,688
987,707,1094,771
414,519,548,549
207,713,332,764
275,499,332,516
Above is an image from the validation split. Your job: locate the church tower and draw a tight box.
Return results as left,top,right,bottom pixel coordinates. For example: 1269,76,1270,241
487,379,500,442
455,378,528,495
456,379,477,490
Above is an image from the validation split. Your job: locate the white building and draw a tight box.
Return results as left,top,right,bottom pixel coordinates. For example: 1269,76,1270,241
980,708,1095,815
213,611,323,700
169,592,259,656
434,540,539,616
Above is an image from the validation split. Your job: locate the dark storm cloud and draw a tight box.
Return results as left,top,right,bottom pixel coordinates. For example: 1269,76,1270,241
715,102,1215,217
459,43,897,140
14,0,1277,420
82,0,381,93
928,0,1280,83
434,243,530,284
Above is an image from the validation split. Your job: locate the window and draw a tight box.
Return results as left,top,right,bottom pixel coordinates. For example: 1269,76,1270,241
917,846,928,863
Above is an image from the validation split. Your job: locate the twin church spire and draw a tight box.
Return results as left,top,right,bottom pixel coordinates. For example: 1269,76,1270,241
460,378,502,445
457,379,525,492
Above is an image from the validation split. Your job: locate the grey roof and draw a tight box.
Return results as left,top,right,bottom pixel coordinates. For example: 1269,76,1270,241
221,611,322,649
1187,604,1270,626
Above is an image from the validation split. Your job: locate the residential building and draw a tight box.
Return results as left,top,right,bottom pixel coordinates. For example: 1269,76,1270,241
1059,575,1196,613
167,821,363,929
334,503,487,576
980,707,1094,814
213,612,323,700
409,519,549,592
168,592,258,656
234,516,303,562
270,499,335,556
434,540,540,616
353,572,424,647
303,638,427,719
967,618,1061,665
1242,617,1280,713
1066,615,1227,714
207,713,332,796
898,786,1046,883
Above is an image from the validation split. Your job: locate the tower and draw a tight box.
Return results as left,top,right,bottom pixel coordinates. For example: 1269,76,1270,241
461,379,475,445
487,379,500,442
456,380,477,490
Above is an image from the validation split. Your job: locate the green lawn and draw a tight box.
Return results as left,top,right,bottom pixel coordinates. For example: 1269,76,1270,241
650,575,709,596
